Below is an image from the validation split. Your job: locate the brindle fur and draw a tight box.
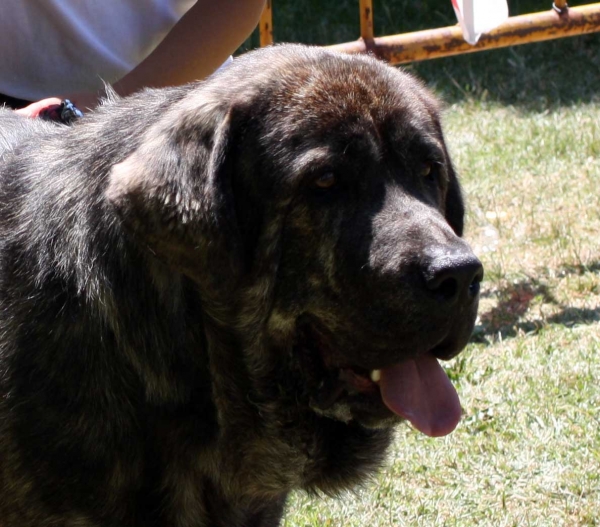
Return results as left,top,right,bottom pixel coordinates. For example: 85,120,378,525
0,45,481,526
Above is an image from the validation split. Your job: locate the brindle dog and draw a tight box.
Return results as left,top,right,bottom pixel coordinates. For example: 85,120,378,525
0,45,482,526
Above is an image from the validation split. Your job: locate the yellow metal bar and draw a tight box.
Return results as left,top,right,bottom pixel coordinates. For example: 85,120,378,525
328,3,600,64
259,1,273,47
360,0,374,40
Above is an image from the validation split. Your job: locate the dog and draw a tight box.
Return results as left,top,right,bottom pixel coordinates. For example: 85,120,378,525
0,44,482,526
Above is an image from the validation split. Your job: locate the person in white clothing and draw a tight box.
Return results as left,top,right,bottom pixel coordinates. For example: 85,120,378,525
0,0,266,116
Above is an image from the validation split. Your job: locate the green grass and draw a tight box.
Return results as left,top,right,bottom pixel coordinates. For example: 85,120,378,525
241,2,600,525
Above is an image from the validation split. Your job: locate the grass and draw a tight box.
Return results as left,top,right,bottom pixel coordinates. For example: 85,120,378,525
240,1,600,525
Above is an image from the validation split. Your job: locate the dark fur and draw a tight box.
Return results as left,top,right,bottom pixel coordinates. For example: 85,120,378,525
0,45,481,526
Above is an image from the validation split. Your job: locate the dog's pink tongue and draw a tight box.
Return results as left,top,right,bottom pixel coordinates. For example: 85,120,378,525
379,354,461,437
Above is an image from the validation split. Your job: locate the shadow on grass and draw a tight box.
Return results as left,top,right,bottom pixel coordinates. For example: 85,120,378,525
472,261,600,344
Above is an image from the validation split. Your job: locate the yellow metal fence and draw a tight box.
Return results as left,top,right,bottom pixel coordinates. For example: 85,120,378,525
259,1,600,64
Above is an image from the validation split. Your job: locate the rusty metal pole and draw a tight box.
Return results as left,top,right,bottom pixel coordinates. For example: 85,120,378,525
360,0,374,41
328,3,600,64
259,0,273,47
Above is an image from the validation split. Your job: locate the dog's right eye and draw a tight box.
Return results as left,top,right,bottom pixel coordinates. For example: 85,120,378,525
311,172,337,190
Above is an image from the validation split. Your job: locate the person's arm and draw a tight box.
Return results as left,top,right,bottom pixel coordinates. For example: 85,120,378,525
17,0,266,115
111,0,266,97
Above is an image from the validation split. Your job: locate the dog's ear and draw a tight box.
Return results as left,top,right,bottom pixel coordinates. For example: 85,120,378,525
444,163,465,237
106,101,244,297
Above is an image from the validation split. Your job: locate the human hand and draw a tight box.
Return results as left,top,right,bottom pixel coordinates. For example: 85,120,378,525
14,98,63,118
14,91,100,119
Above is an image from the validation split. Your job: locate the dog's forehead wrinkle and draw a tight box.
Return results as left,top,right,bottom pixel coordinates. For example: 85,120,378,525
289,146,335,177
388,122,444,161
413,129,445,160
273,108,435,178
407,120,444,148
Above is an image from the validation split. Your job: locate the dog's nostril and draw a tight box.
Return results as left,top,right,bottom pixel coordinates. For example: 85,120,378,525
425,255,483,304
436,277,458,301
469,270,483,297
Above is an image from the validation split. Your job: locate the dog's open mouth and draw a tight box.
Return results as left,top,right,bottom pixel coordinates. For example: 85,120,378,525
295,317,461,437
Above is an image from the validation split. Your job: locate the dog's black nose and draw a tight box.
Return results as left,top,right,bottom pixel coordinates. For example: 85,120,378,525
425,254,483,304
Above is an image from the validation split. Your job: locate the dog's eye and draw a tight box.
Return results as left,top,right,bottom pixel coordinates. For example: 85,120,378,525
420,162,434,178
312,172,337,190
419,161,441,182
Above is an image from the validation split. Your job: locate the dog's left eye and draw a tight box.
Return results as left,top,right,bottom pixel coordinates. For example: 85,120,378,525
312,172,337,190
419,161,440,181
420,162,433,178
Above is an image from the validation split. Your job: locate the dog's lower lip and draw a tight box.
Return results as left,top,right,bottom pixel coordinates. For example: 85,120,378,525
339,367,379,394
430,342,459,361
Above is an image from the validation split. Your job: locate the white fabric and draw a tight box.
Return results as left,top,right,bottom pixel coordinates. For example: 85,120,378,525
451,0,508,45
0,0,197,100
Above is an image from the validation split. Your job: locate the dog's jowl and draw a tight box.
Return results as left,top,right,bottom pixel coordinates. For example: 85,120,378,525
0,45,483,526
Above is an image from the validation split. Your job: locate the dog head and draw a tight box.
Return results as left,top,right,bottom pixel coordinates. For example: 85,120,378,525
106,45,482,438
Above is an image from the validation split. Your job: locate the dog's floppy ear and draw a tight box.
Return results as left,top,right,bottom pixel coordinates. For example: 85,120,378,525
106,100,244,297
444,163,465,237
